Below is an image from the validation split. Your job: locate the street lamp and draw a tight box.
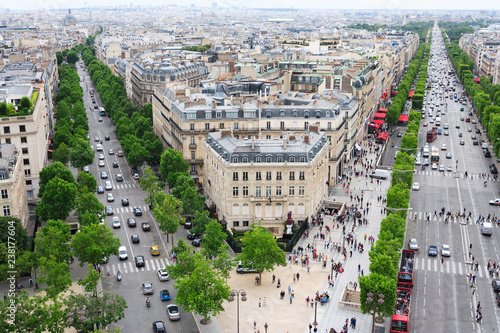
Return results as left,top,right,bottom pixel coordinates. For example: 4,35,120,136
313,297,318,327
228,289,247,333
366,292,385,333
67,309,86,333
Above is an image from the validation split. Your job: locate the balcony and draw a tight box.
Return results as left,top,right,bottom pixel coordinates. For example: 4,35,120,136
249,195,288,202
189,143,197,149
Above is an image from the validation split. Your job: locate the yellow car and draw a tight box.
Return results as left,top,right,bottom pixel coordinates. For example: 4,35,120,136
150,246,160,256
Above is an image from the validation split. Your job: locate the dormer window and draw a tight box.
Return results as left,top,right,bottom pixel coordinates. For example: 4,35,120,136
280,111,285,117
266,111,271,118
315,111,321,118
293,110,298,117
304,111,310,118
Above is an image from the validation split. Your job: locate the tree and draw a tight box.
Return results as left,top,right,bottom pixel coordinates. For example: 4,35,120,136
139,166,161,206
211,244,236,281
75,192,105,224
55,51,63,65
181,186,204,216
159,148,189,187
53,142,70,165
200,219,226,259
37,255,72,299
79,264,102,297
153,194,183,248
36,178,78,222
69,138,94,169
171,174,196,199
19,96,31,110
127,142,149,168
34,220,72,264
71,223,121,266
0,217,29,252
174,253,230,323
237,222,287,284
140,103,153,120
77,171,98,193
0,102,7,116
192,210,211,236
359,273,397,332
66,51,79,65
38,162,75,198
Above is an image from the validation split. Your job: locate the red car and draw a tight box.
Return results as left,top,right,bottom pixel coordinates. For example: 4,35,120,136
423,122,428,127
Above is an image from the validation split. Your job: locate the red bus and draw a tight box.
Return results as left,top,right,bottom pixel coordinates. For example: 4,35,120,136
391,288,412,333
426,128,437,142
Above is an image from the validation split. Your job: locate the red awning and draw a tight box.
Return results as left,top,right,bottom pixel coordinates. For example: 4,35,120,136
377,132,389,141
398,115,409,122
374,113,386,119
474,78,480,83
392,91,397,94
378,108,388,112
372,119,384,125
409,90,415,98
368,123,380,129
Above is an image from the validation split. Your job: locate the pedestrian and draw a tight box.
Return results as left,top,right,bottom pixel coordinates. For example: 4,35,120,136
306,296,310,306
309,323,313,333
352,317,356,328
473,275,476,283
254,321,257,329
3,292,6,300
272,274,276,283
277,278,281,288
259,298,261,307
289,295,293,304
29,278,33,287
441,258,444,266
263,297,266,306
296,272,300,281
288,285,291,294
293,273,296,282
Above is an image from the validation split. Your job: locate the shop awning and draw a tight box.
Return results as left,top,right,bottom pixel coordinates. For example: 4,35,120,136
378,108,388,112
377,132,388,141
372,119,384,125
398,115,409,122
374,113,386,119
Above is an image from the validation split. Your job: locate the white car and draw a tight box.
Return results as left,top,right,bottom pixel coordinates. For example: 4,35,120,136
489,198,500,206
107,193,114,202
112,216,121,228
439,165,445,172
432,163,438,170
99,160,105,167
157,268,170,281
412,182,420,191
408,238,419,250
441,144,446,151
441,244,451,257
447,165,453,172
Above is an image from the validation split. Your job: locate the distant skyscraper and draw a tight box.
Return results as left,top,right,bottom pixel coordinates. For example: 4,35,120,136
212,2,217,8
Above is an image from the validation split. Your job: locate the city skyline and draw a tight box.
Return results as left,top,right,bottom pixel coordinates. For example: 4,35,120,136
3,0,500,11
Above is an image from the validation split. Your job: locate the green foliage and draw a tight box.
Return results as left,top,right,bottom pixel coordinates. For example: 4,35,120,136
66,51,79,65
52,142,70,165
55,51,63,65
181,44,211,52
192,210,211,236
36,178,78,222
19,96,31,109
359,273,397,318
201,219,227,259
160,148,189,188
139,166,162,205
69,138,94,169
71,223,121,266
153,194,183,248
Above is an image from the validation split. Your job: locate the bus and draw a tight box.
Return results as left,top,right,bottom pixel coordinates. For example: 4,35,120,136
426,128,437,142
99,107,106,116
431,147,439,164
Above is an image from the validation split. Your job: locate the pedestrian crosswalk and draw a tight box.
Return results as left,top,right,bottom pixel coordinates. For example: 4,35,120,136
413,257,494,278
113,183,137,189
411,211,500,226
113,205,150,214
413,169,499,180
103,258,170,275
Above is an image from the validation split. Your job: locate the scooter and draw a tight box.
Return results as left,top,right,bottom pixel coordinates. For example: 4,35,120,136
484,182,488,187
146,297,150,308
117,271,122,282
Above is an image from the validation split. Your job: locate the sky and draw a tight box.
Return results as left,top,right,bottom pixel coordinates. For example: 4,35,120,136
4,0,500,11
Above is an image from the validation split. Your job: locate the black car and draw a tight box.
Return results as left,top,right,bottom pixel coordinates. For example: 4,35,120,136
184,221,193,229
135,255,145,267
131,234,140,243
476,129,481,134
492,279,500,293
490,163,498,174
484,149,491,157
113,161,119,168
187,232,201,240
122,198,129,206
153,321,166,333
105,135,110,141
192,238,203,247
496,293,500,307
127,218,137,227
473,140,479,146
133,207,143,216
142,222,151,231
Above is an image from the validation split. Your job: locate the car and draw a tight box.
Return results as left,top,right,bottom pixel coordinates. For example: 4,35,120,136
109,149,114,155
158,268,170,281
107,193,114,202
131,234,140,243
112,216,121,228
97,186,104,194
187,231,202,240
133,207,143,216
142,281,153,295
460,140,465,145
118,246,128,260
142,222,151,231
447,165,453,172
94,136,100,142
490,198,500,206
99,154,105,160
192,238,203,247
106,206,114,215
150,246,160,256
135,255,145,268
490,163,498,174
431,163,438,170
113,161,119,168
412,183,420,191
184,220,193,229
455,124,460,129
98,117,103,122
430,119,434,124
496,293,500,307
473,140,479,146
96,144,103,152
444,131,449,136
423,122,428,127
408,238,419,250
467,128,472,132
492,279,500,293
458,133,462,137
415,158,422,165
441,144,446,150
101,171,108,179
104,135,110,141
444,124,449,129
445,152,452,159
98,160,105,167
83,165,90,173
428,245,438,256
397,131,402,137
460,117,465,121
471,135,477,140
152,321,166,333
94,105,98,109
166,304,181,321
460,108,464,112
116,174,124,182
133,173,140,180
127,218,137,227
439,165,445,172
117,150,124,157
472,119,477,124
423,159,430,166
441,244,451,257
160,289,171,301
105,181,112,190
476,129,481,134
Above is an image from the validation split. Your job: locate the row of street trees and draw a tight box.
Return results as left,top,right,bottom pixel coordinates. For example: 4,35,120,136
360,30,431,322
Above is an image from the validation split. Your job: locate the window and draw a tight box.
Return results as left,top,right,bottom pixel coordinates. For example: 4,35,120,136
186,113,196,119
266,121,271,129
27,190,33,199
25,180,32,185
24,169,31,175
266,135,271,139
242,157,249,163
20,137,27,143
205,123,210,130
256,172,262,180
266,111,271,118
233,187,239,197
243,221,249,227
23,159,30,165
216,111,222,118
205,111,212,119
299,186,305,196
190,123,195,130
304,111,310,118
22,148,28,154
233,221,240,227
256,156,262,163
276,171,282,180
255,186,262,197
191,151,195,160
244,111,256,118
191,164,196,173
280,111,285,117
233,172,238,181
3,126,10,134
300,171,305,180
289,186,295,196
219,123,224,129
277,156,283,162
266,172,272,180
327,122,332,130
289,171,295,180
243,172,248,180
243,186,248,196
3,205,10,217
19,125,26,132
266,156,272,163
234,122,239,129
304,122,309,130
5,138,10,144
293,111,298,117
280,121,285,130
190,136,195,145
1,189,7,199
276,186,282,196
300,156,305,162
290,156,295,162
265,186,271,197
227,112,238,118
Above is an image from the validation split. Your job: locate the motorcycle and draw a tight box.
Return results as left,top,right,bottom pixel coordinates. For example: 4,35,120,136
117,271,122,282
146,297,150,308
484,181,488,187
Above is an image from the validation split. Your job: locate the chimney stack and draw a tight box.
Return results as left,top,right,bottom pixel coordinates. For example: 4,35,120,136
251,136,255,150
211,100,217,110
283,138,287,150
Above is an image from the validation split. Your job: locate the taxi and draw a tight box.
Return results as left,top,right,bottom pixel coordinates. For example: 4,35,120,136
150,246,160,256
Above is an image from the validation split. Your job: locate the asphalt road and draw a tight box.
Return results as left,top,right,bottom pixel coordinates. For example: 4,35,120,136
407,28,500,333
76,63,199,333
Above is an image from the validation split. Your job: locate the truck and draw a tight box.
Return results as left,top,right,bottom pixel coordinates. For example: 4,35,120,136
391,249,415,333
99,107,106,116
431,146,440,165
369,169,389,180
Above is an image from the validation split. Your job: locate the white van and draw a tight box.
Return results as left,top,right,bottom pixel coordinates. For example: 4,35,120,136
369,169,389,180
423,147,430,158
118,246,128,260
481,222,493,236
